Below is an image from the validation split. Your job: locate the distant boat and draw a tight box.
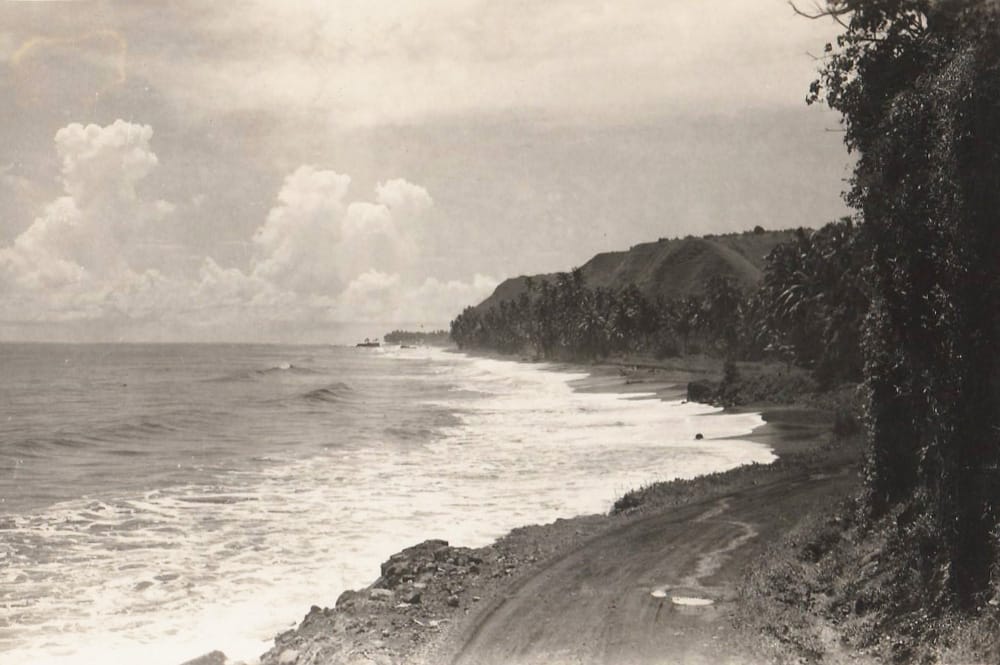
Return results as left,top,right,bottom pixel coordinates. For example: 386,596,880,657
356,338,381,348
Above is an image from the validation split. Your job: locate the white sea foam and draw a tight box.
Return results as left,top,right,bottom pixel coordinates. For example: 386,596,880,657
1,348,774,665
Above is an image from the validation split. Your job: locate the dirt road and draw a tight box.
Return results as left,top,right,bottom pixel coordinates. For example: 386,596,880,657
432,464,855,665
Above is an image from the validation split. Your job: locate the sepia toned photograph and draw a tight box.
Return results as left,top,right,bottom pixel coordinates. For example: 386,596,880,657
1,1,998,664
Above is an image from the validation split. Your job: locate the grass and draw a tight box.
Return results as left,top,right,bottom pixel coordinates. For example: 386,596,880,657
611,454,811,516
737,487,1000,665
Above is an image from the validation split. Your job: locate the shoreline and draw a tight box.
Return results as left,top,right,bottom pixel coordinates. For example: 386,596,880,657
217,352,860,665
447,347,837,458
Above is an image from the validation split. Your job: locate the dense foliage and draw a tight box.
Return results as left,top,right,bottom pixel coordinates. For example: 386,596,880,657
810,0,1000,607
450,218,871,385
383,329,450,345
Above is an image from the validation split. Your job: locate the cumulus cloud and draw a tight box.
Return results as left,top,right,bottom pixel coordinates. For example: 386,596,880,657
325,271,497,324
55,120,159,207
337,269,402,321
375,178,434,215
0,120,494,338
0,120,173,286
0,120,172,309
248,165,433,298
250,166,352,294
403,273,499,322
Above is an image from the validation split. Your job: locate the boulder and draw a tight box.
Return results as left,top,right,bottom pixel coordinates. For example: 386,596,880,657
180,651,228,665
376,540,451,589
335,589,361,609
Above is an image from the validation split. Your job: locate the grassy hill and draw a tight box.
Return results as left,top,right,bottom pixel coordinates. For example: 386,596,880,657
476,229,797,311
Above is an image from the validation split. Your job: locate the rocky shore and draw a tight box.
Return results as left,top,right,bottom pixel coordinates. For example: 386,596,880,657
257,515,609,665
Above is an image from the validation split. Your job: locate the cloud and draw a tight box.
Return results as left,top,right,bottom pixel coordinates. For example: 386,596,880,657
242,166,487,327
250,166,351,294
404,273,498,321
249,166,433,297
336,269,401,320
196,257,282,309
331,270,497,324
375,178,433,214
0,120,493,338
8,30,128,110
55,120,158,207
0,120,173,299
0,197,87,291
132,0,840,126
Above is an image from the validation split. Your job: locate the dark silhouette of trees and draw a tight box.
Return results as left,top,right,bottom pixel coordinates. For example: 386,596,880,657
702,275,744,358
759,220,869,385
808,0,1000,606
384,329,450,345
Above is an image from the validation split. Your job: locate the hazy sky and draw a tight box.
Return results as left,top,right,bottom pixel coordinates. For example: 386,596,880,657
0,0,850,343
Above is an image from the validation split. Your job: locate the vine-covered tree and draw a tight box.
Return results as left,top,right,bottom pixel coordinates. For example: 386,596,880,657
808,0,1000,605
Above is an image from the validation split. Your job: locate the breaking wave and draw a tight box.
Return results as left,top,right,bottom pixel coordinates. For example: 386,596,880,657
207,363,321,383
299,382,356,403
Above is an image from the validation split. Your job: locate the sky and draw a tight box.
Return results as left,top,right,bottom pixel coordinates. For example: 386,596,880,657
0,0,850,343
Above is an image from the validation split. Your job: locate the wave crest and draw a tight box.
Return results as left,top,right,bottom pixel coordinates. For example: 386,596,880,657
300,382,355,403
207,363,320,382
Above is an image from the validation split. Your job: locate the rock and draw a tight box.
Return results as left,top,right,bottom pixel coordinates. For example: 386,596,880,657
402,589,422,604
694,433,704,440
336,589,361,609
294,605,336,638
277,649,299,665
370,588,394,601
447,595,460,607
376,539,455,588
180,651,228,665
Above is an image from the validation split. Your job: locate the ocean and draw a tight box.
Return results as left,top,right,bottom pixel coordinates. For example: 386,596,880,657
0,343,775,664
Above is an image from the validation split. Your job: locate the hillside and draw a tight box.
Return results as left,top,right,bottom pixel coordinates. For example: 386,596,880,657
476,229,796,311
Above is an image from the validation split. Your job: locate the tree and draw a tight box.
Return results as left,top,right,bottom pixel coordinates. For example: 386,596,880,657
808,0,1000,606
702,275,745,357
758,221,869,384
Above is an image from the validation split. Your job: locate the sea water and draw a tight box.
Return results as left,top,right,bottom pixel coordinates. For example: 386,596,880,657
0,343,774,664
